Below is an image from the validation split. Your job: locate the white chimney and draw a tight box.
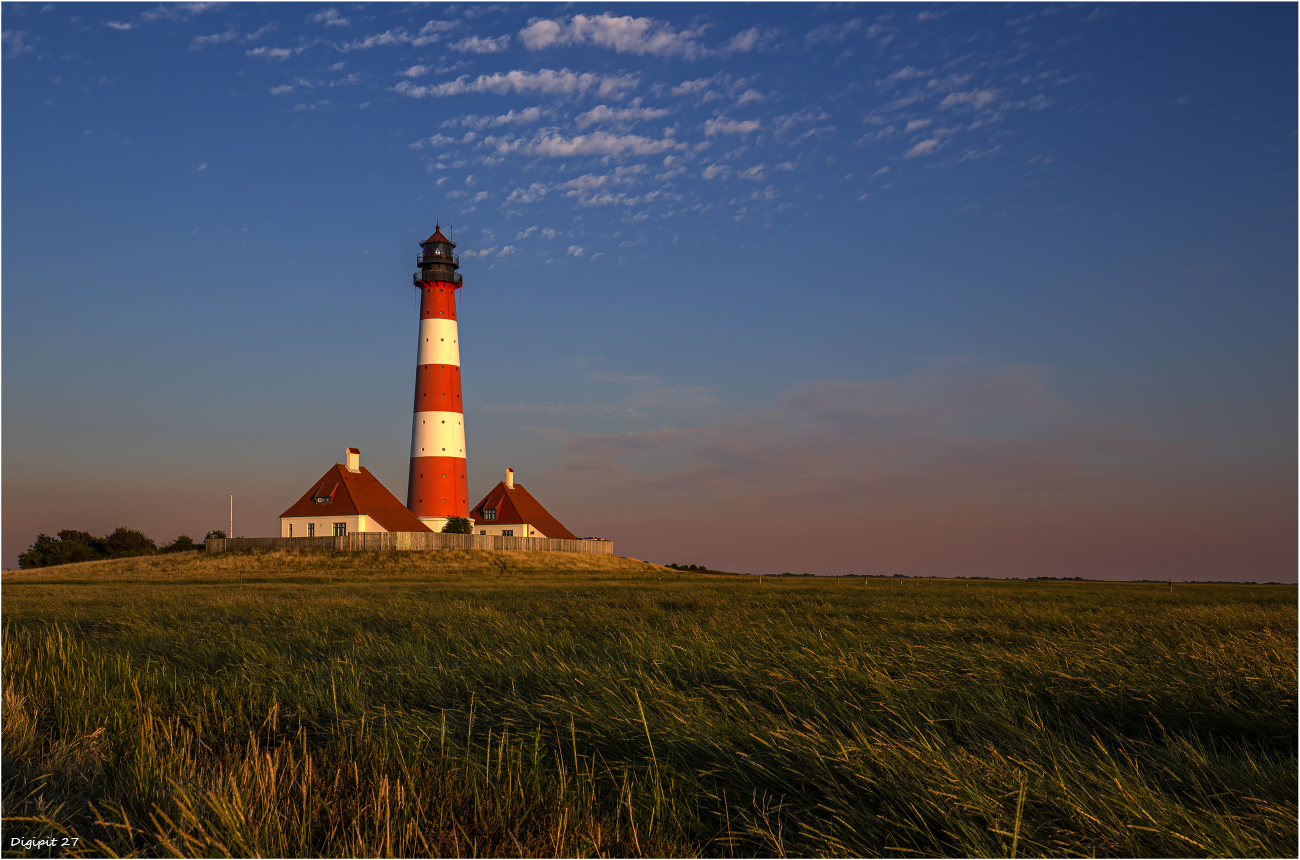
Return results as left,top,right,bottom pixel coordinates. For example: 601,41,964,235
506,467,514,489
346,447,360,472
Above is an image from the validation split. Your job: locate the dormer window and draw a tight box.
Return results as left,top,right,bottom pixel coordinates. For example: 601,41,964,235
483,508,497,520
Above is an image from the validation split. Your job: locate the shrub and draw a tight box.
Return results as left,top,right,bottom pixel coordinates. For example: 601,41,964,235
162,535,198,554
205,530,227,541
441,517,474,535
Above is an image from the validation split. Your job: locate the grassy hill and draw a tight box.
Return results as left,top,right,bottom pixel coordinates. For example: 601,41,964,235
3,550,1295,857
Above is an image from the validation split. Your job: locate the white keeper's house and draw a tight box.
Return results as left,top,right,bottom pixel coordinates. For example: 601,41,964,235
279,448,431,537
469,468,578,539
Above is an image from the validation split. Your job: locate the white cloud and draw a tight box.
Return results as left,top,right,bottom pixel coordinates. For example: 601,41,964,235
939,89,1001,110
541,228,558,239
196,162,207,171
447,107,546,130
905,138,942,158
104,21,135,31
399,65,429,78
775,161,794,171
723,26,779,54
704,117,760,137
2,30,35,57
567,245,585,256
269,84,294,95
671,76,719,99
140,3,223,23
498,245,517,256
575,104,671,129
516,226,539,239
343,21,451,51
192,29,238,47
873,165,890,177
520,13,706,59
740,164,766,181
905,119,931,132
530,131,682,157
701,164,730,179
308,8,349,27
879,66,932,89
246,46,304,60
805,18,861,45
772,109,829,136
395,68,639,99
736,89,764,106
451,35,510,54
505,183,549,204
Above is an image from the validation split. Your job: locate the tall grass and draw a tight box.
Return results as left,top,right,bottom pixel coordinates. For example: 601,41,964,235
3,550,1295,857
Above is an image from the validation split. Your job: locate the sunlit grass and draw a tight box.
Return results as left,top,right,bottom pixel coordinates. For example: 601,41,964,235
3,550,1295,857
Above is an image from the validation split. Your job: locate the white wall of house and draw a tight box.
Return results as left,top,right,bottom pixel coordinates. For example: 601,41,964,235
474,523,546,538
280,514,385,537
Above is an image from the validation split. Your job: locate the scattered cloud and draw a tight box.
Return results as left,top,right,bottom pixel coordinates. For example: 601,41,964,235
308,8,349,27
575,104,671,129
2,29,34,58
530,130,683,157
451,34,511,54
567,244,585,256
723,26,780,54
395,68,639,99
704,117,760,137
878,66,933,88
445,107,547,130
905,138,942,158
505,183,549,204
342,20,452,51
520,13,706,59
939,89,1001,110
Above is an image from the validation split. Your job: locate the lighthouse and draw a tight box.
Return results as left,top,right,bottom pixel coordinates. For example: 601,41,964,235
407,224,469,531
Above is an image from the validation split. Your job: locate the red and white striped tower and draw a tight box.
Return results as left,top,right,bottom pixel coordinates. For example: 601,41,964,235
407,224,469,530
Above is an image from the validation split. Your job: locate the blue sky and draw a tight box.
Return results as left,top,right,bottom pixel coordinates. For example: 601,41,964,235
3,2,1295,578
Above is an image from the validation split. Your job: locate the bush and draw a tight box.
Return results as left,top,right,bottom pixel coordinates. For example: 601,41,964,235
18,527,157,569
18,535,100,569
441,517,473,535
205,530,227,541
103,527,157,558
162,535,198,553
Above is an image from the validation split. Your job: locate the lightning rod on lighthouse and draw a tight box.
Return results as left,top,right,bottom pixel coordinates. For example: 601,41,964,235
407,224,469,531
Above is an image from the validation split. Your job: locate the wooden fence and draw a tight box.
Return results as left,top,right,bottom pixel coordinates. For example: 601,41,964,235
205,533,613,555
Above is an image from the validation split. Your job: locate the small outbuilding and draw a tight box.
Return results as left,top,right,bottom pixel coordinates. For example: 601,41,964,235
280,448,431,537
470,468,578,539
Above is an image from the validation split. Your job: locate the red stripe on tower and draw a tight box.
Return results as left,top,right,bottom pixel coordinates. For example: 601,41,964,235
407,224,469,529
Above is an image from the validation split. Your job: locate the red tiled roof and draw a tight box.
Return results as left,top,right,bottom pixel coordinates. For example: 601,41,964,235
470,481,577,539
423,226,453,245
280,464,432,532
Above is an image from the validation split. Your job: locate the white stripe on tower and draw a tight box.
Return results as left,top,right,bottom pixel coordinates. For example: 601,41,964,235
416,318,460,365
410,411,466,458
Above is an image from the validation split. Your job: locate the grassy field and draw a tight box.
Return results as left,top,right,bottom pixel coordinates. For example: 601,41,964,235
2,549,1295,857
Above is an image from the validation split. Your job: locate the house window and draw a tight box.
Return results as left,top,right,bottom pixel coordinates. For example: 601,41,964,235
288,524,293,537
501,529,514,537
483,509,497,520
334,522,347,537
308,523,315,537
479,530,486,535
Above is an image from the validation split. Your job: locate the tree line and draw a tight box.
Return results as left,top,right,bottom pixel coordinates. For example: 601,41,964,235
18,528,226,570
